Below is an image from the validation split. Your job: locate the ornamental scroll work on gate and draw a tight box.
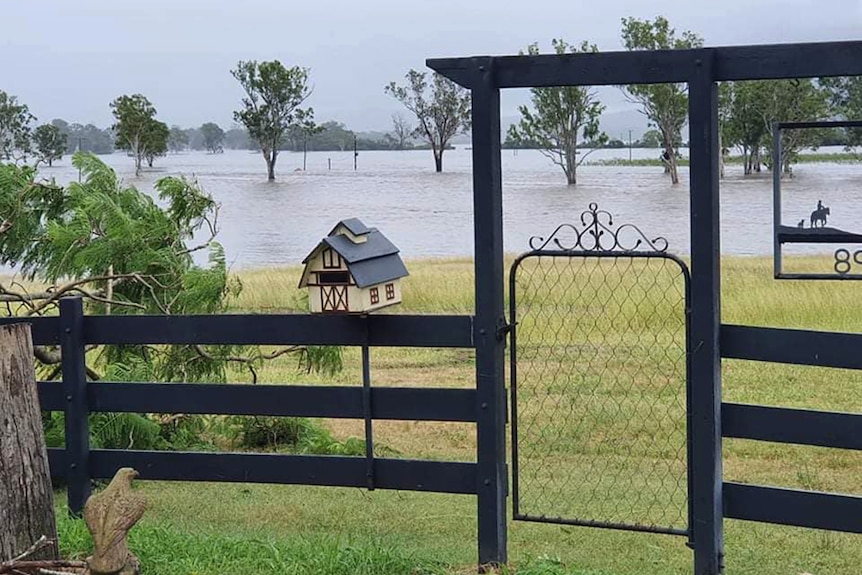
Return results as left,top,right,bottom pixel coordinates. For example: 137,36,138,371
528,203,670,253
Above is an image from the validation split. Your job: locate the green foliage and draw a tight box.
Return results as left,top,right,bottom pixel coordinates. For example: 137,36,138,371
200,121,225,153
33,123,67,167
110,94,166,175
723,80,829,174
0,89,35,161
620,16,703,184
231,416,365,455
820,76,862,147
231,60,313,180
508,40,606,186
385,70,470,172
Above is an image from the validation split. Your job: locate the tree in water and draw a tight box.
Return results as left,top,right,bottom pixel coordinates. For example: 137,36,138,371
385,70,470,172
200,122,226,153
232,60,313,181
507,39,607,186
32,124,67,167
620,16,703,185
110,94,167,176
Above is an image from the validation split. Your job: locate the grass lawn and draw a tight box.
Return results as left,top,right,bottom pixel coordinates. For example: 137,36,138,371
54,256,860,574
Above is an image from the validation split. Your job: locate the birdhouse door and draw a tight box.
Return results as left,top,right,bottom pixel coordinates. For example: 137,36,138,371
320,284,349,312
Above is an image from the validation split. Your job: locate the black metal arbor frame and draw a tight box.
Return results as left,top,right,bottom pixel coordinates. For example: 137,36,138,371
428,41,862,573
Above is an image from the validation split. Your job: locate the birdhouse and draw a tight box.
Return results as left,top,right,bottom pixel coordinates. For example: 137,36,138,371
298,218,408,313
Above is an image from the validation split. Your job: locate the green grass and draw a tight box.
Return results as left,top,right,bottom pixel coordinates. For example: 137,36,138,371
54,255,861,574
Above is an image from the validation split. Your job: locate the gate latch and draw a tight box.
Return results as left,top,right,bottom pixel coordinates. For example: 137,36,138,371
496,317,514,341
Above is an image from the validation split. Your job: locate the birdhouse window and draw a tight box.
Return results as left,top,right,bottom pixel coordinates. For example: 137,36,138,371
385,283,395,300
317,271,350,285
370,287,379,304
322,249,341,269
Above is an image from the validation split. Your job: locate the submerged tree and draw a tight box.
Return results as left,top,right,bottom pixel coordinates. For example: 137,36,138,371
387,113,413,150
507,40,607,185
232,60,313,181
620,16,703,184
110,94,166,175
0,90,35,161
142,119,169,168
200,122,226,153
32,123,67,167
385,70,470,172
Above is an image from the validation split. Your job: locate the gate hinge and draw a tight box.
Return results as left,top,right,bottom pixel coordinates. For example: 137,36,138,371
496,317,514,341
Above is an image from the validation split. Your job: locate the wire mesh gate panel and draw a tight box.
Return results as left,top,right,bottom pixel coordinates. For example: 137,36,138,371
510,204,691,536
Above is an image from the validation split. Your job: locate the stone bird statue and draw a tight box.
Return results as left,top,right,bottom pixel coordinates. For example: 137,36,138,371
83,468,147,575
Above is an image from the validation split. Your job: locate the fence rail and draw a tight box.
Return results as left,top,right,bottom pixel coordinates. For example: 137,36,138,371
37,381,477,421
46,449,477,494
3,297,479,518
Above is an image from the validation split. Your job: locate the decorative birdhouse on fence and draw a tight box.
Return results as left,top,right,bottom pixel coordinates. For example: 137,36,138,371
299,218,408,313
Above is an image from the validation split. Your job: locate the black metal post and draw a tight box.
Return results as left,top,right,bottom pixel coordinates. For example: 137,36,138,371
687,50,724,575
772,126,782,278
361,343,375,490
470,57,508,569
60,296,90,515
354,136,358,170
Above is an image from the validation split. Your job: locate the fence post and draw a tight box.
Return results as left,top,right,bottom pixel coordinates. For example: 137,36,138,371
687,50,725,575
470,56,508,569
60,296,90,515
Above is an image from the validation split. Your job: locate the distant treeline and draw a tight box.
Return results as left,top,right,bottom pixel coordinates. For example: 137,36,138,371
44,118,413,155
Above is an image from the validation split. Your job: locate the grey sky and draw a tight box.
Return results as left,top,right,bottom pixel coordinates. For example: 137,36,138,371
2,0,861,135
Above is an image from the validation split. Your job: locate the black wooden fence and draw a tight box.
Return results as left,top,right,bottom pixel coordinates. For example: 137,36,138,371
428,40,862,573
4,297,480,516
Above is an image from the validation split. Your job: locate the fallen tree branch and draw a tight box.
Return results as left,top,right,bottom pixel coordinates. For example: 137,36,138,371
0,560,86,574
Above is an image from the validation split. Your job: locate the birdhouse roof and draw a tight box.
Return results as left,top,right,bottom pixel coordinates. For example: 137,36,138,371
328,217,371,237
299,219,409,289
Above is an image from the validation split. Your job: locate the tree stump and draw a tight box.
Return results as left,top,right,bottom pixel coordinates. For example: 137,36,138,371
0,323,58,561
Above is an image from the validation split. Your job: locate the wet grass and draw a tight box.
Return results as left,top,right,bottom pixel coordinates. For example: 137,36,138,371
53,255,860,574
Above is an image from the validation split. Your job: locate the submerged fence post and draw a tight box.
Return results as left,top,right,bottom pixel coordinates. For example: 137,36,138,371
470,56,508,569
60,296,90,515
687,49,725,575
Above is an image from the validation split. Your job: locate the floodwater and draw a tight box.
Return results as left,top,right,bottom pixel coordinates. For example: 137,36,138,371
38,147,862,268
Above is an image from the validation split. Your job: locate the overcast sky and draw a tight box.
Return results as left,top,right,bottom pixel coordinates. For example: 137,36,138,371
2,0,861,135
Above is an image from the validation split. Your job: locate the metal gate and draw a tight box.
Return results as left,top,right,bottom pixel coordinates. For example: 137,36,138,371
510,203,691,535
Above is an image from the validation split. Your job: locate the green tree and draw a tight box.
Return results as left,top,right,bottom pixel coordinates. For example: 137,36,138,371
385,70,470,172
168,126,189,153
507,40,606,185
143,119,169,168
821,76,862,148
763,80,830,175
200,122,226,153
620,16,703,184
0,152,340,382
0,90,35,161
32,124,68,167
110,94,161,175
231,60,313,181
